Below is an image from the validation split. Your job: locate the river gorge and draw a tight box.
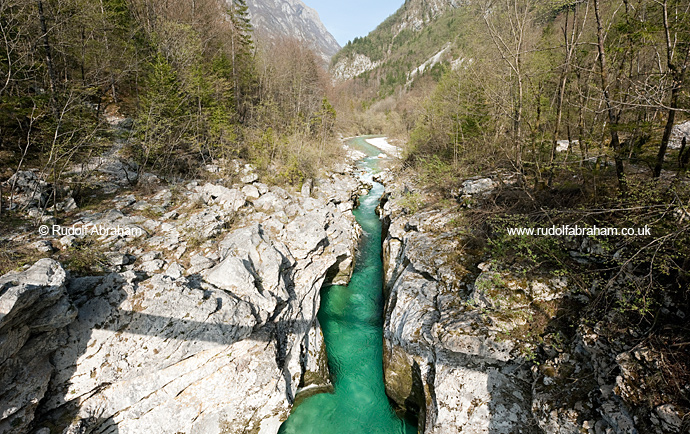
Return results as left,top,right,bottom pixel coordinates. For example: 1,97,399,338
279,137,415,434
0,137,681,434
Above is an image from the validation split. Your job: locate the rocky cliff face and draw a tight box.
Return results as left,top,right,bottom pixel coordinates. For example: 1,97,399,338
0,259,77,434
378,177,536,433
377,174,685,434
386,0,463,35
331,54,382,82
0,163,364,433
246,0,341,62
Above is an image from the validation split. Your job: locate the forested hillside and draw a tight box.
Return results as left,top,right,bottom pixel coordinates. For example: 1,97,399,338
333,0,690,185
0,0,339,201
331,0,459,85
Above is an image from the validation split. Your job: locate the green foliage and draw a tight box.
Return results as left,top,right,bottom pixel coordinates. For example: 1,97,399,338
229,0,254,52
0,0,142,177
409,155,456,188
398,191,425,215
486,215,569,273
1,0,272,182
311,98,337,138
333,0,690,421
135,53,191,173
57,238,108,276
227,0,257,116
332,7,470,95
129,2,261,175
277,153,307,186
407,67,493,176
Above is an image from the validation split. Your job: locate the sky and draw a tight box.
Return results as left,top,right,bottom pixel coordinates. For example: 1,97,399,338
303,0,403,47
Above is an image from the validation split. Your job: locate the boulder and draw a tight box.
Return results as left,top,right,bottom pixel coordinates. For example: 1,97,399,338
4,171,50,209
197,184,246,213
187,254,216,275
462,177,496,195
283,213,329,259
240,164,259,184
669,120,690,149
241,173,259,184
252,192,287,214
254,182,270,195
97,158,139,186
31,240,54,253
0,259,77,434
301,178,313,197
164,262,185,279
139,258,165,273
181,207,227,240
242,184,261,201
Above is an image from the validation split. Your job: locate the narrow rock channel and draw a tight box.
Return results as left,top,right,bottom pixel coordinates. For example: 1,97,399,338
279,137,416,434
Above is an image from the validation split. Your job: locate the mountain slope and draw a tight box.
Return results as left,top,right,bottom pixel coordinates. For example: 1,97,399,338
331,0,464,86
246,0,341,62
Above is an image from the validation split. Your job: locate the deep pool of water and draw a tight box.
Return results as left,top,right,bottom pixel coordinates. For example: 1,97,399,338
278,137,416,434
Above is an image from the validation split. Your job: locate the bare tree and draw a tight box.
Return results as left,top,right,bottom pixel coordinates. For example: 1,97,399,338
653,0,690,178
548,1,590,186
593,0,628,194
481,0,541,175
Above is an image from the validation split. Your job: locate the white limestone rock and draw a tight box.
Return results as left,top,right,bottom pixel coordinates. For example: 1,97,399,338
242,183,262,201
462,177,496,196
252,192,288,214
164,262,185,279
1,166,365,434
31,240,54,253
197,184,246,213
254,182,270,195
0,259,77,434
283,213,328,260
188,254,216,275
669,120,690,149
379,189,538,434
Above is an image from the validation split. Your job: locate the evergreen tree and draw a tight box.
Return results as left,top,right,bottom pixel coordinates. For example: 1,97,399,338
227,0,255,120
136,53,190,173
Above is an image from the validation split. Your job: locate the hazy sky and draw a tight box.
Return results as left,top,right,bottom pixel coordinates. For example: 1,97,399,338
303,0,403,46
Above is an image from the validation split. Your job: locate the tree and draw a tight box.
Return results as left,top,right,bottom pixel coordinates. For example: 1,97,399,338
481,0,539,172
409,67,492,169
312,97,336,152
593,0,628,194
136,53,189,173
652,0,690,178
227,0,255,120
547,1,589,186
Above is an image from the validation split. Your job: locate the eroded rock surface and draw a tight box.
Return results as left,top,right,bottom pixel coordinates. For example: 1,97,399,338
378,178,672,434
0,170,363,434
380,197,537,433
0,259,77,434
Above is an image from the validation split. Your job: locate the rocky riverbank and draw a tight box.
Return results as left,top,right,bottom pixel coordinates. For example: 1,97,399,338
0,162,367,434
378,173,687,434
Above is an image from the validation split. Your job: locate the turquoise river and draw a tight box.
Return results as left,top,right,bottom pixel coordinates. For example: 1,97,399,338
278,137,417,434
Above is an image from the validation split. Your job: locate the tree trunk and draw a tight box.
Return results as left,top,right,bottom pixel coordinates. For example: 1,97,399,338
654,86,679,178
99,0,118,103
548,8,577,187
593,0,627,195
653,0,689,178
37,0,58,115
